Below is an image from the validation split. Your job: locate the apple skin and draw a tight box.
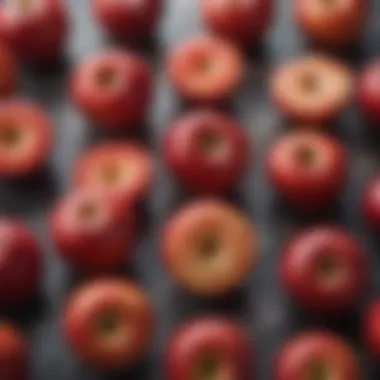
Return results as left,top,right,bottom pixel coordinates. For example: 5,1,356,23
270,55,353,124
267,130,348,212
0,0,68,65
161,199,257,297
294,0,368,48
274,331,361,380
362,177,380,230
74,142,153,206
92,0,163,42
357,60,380,125
0,43,17,97
63,279,154,371
166,318,253,380
164,110,250,194
71,50,152,130
201,0,273,46
50,188,136,274
280,227,368,316
0,219,41,308
168,36,244,104
0,323,28,380
363,300,380,359
0,100,52,177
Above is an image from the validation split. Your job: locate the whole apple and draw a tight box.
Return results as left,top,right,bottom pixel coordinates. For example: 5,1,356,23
201,0,273,46
362,177,380,230
92,0,163,42
0,0,68,64
275,331,361,380
63,279,154,371
166,318,253,380
363,300,380,359
267,130,348,212
71,50,152,130
161,199,257,297
280,227,368,315
164,110,250,194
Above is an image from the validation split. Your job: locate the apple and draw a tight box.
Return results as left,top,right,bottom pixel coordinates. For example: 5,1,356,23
71,50,152,130
274,331,361,380
270,55,353,124
164,110,250,194
166,318,253,380
0,219,41,308
0,43,18,97
295,0,368,48
63,279,154,371
50,188,136,274
167,36,244,104
161,199,257,297
74,142,153,206
92,0,163,42
362,177,380,230
280,227,368,315
0,100,52,177
267,130,348,211
0,323,28,380
357,60,380,125
363,300,380,359
0,0,68,64
201,0,273,46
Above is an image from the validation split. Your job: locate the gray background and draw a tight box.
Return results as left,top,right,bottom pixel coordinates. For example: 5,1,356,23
1,0,380,379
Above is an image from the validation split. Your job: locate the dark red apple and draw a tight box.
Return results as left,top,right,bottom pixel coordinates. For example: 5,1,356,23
0,100,52,177
161,199,257,297
295,0,368,48
50,188,136,274
0,323,28,380
201,0,273,46
357,60,380,125
74,142,153,206
166,318,253,380
164,110,250,194
0,219,41,308
280,227,368,315
92,0,163,42
0,43,18,97
267,130,348,211
63,279,154,371
270,55,353,124
362,177,380,230
168,36,244,104
363,300,380,359
71,50,152,130
0,0,68,64
274,331,361,380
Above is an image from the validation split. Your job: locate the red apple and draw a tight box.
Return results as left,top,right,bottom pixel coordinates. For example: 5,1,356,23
0,100,52,177
201,0,273,46
0,0,68,64
0,219,41,308
166,318,253,380
74,142,153,206
274,331,361,380
267,130,348,211
168,36,244,104
363,300,380,359
357,60,380,125
280,227,368,315
50,188,136,274
0,323,28,380
270,55,353,124
63,279,154,371
164,110,250,194
0,43,17,97
92,0,163,42
295,0,368,48
161,199,257,297
362,177,380,230
71,50,152,130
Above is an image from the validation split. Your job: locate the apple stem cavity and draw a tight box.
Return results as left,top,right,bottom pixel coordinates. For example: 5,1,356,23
96,313,120,339
199,131,223,158
295,145,317,168
77,202,99,222
316,255,343,287
299,72,320,94
0,125,23,151
308,359,331,380
198,236,220,261
196,355,219,380
15,0,40,15
95,66,119,91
